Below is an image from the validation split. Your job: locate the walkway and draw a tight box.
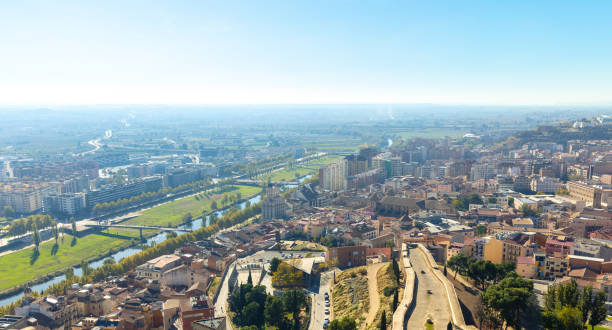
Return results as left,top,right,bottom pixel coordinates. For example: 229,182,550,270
363,262,387,328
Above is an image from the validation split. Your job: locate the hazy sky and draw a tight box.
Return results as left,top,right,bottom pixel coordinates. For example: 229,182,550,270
1,1,612,105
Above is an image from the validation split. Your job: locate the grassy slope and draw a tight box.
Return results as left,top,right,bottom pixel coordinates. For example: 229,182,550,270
367,263,402,330
124,185,261,227
332,266,369,326
0,233,135,291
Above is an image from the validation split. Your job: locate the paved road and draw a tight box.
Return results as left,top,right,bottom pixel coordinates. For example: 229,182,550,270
309,270,336,330
405,247,451,330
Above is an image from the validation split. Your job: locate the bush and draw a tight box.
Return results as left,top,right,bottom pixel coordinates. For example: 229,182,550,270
359,268,367,276
383,285,397,297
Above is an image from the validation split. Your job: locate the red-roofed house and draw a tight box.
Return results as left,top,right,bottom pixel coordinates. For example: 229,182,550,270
516,256,536,279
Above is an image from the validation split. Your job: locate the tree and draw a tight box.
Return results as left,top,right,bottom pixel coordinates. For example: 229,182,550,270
579,285,593,326
64,268,74,279
447,321,453,330
31,223,40,251
242,301,264,327
283,289,306,328
265,295,286,328
71,217,77,237
2,205,14,218
247,268,253,285
81,260,90,276
211,201,218,210
482,272,534,330
380,310,386,330
475,224,487,236
103,257,115,265
444,264,447,276
520,204,537,217
392,289,398,311
52,220,59,244
391,257,400,282
589,291,607,327
542,306,583,330
269,257,281,273
182,212,192,223
166,231,178,239
329,317,357,330
448,253,470,280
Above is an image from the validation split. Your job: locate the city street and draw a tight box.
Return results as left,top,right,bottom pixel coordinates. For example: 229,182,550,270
405,247,451,330
309,269,336,330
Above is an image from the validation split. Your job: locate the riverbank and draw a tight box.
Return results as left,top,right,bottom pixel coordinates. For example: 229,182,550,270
0,232,137,293
0,186,263,304
123,185,260,227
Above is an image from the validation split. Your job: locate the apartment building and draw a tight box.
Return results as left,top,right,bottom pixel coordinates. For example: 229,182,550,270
530,177,563,194
319,160,347,191
135,255,182,281
567,181,612,208
0,183,53,214
85,176,163,208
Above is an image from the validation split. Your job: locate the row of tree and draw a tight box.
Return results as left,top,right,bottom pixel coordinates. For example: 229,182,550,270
447,253,515,290
91,177,232,215
6,214,54,237
0,202,262,317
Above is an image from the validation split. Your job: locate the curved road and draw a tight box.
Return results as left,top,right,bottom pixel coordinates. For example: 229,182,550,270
405,247,450,329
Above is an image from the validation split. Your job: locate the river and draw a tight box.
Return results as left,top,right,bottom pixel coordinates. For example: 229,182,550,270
0,174,314,307
0,193,263,307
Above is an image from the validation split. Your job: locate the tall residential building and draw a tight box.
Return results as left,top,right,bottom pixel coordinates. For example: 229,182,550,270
319,160,347,191
262,186,287,220
43,193,86,215
471,163,497,181
358,147,379,169
344,155,368,177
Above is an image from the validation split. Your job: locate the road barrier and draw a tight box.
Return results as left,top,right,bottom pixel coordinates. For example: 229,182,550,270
392,243,416,330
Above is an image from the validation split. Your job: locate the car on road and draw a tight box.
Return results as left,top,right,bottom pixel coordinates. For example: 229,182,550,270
325,301,330,307
325,308,330,315
421,270,425,274
427,289,433,294
324,292,329,298
323,322,328,329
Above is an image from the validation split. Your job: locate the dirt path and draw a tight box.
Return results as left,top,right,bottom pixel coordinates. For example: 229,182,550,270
363,262,386,329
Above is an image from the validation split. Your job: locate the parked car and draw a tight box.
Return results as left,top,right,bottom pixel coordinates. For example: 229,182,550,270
427,289,433,294
325,308,330,315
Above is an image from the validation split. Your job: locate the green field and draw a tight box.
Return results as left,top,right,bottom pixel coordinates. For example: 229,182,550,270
0,184,261,292
268,167,314,182
0,233,136,292
265,155,343,182
124,185,261,227
396,128,469,139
